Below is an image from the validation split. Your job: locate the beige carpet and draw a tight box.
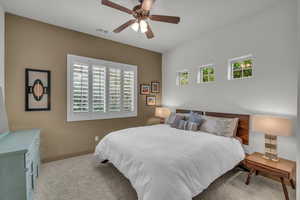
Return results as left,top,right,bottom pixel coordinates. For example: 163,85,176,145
34,154,296,200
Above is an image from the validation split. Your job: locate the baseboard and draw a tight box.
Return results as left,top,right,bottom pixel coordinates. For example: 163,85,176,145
42,150,94,163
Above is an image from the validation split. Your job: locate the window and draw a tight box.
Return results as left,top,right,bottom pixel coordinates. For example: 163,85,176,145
176,71,189,86
197,64,215,83
67,55,137,122
228,55,253,80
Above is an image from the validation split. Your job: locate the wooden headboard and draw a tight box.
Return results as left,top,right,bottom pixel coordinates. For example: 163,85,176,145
175,109,250,145
176,109,204,115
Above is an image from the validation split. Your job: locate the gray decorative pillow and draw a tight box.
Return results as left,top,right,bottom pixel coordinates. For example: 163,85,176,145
188,112,203,124
170,114,185,128
186,122,199,132
166,112,176,125
199,116,239,137
166,112,189,124
177,120,188,130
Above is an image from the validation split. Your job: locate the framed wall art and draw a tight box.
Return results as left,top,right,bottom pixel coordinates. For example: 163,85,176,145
146,96,156,106
25,69,51,111
151,81,160,93
140,84,150,95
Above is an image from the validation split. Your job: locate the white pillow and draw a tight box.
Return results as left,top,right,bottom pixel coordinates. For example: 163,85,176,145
199,116,239,137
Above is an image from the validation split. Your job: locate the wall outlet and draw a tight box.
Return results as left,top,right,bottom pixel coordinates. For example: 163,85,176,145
95,136,99,142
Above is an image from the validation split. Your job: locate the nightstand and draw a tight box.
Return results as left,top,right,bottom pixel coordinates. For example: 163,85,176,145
245,152,296,200
146,117,161,125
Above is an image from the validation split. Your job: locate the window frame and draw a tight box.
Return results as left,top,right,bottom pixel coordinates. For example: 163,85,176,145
197,64,216,84
228,55,254,80
176,70,190,87
67,54,138,122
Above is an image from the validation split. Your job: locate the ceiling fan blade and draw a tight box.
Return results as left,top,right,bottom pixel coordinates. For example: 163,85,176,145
113,20,136,33
149,15,180,24
142,0,155,11
101,0,133,15
145,23,154,39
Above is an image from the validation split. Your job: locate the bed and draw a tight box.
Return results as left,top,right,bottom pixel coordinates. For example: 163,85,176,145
94,110,250,200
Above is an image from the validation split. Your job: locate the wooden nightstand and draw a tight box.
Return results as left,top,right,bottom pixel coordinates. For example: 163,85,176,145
245,152,296,200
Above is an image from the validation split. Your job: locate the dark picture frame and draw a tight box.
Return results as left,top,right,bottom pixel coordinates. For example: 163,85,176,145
151,81,160,93
25,69,51,111
140,84,151,95
146,95,156,106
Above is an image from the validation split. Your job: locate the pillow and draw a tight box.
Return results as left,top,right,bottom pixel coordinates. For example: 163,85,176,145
188,111,203,123
166,112,176,124
184,112,203,131
199,116,239,137
177,120,188,130
166,112,189,124
186,122,199,131
166,113,185,128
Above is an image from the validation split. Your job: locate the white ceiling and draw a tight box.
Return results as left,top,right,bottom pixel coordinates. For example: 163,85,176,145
0,0,281,53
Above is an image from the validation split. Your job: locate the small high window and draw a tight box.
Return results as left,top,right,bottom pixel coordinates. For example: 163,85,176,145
197,64,215,83
176,71,189,86
228,55,253,80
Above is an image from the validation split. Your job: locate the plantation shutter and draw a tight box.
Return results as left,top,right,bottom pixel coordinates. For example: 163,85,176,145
123,71,135,112
68,55,137,122
72,63,89,112
92,66,106,112
108,68,122,112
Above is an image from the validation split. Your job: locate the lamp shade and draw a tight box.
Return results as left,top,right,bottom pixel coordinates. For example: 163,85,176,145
252,115,293,136
155,107,171,119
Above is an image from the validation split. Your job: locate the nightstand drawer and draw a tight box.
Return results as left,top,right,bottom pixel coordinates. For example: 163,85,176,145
246,160,290,179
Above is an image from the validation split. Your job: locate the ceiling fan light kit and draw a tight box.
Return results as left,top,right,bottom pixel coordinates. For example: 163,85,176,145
131,20,148,33
101,0,181,39
131,21,140,32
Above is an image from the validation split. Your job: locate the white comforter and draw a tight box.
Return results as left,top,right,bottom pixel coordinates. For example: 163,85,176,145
94,124,245,200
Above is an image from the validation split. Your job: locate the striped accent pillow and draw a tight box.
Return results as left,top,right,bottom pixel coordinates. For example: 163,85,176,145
186,122,199,131
177,120,188,130
170,115,185,128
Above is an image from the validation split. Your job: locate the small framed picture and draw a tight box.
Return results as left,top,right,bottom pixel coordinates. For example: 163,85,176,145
146,96,156,106
25,68,51,111
140,84,150,95
151,81,160,93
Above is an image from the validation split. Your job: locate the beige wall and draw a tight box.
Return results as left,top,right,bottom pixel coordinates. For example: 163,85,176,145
5,14,162,161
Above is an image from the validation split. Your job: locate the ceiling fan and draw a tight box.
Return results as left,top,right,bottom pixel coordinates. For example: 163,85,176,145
101,0,180,39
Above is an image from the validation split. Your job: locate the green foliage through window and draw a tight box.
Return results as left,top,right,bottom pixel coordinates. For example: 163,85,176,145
199,66,215,83
178,71,189,86
231,58,253,79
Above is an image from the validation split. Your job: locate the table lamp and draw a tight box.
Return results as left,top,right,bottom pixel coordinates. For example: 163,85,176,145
155,107,171,124
253,115,292,162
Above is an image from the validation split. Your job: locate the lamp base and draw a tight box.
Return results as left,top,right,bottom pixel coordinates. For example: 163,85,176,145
160,118,165,124
262,154,279,162
264,134,279,162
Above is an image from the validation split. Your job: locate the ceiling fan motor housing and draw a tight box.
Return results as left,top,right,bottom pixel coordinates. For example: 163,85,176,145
133,4,150,20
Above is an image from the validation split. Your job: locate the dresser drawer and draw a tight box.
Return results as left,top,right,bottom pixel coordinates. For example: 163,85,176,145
25,163,34,200
0,129,40,200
